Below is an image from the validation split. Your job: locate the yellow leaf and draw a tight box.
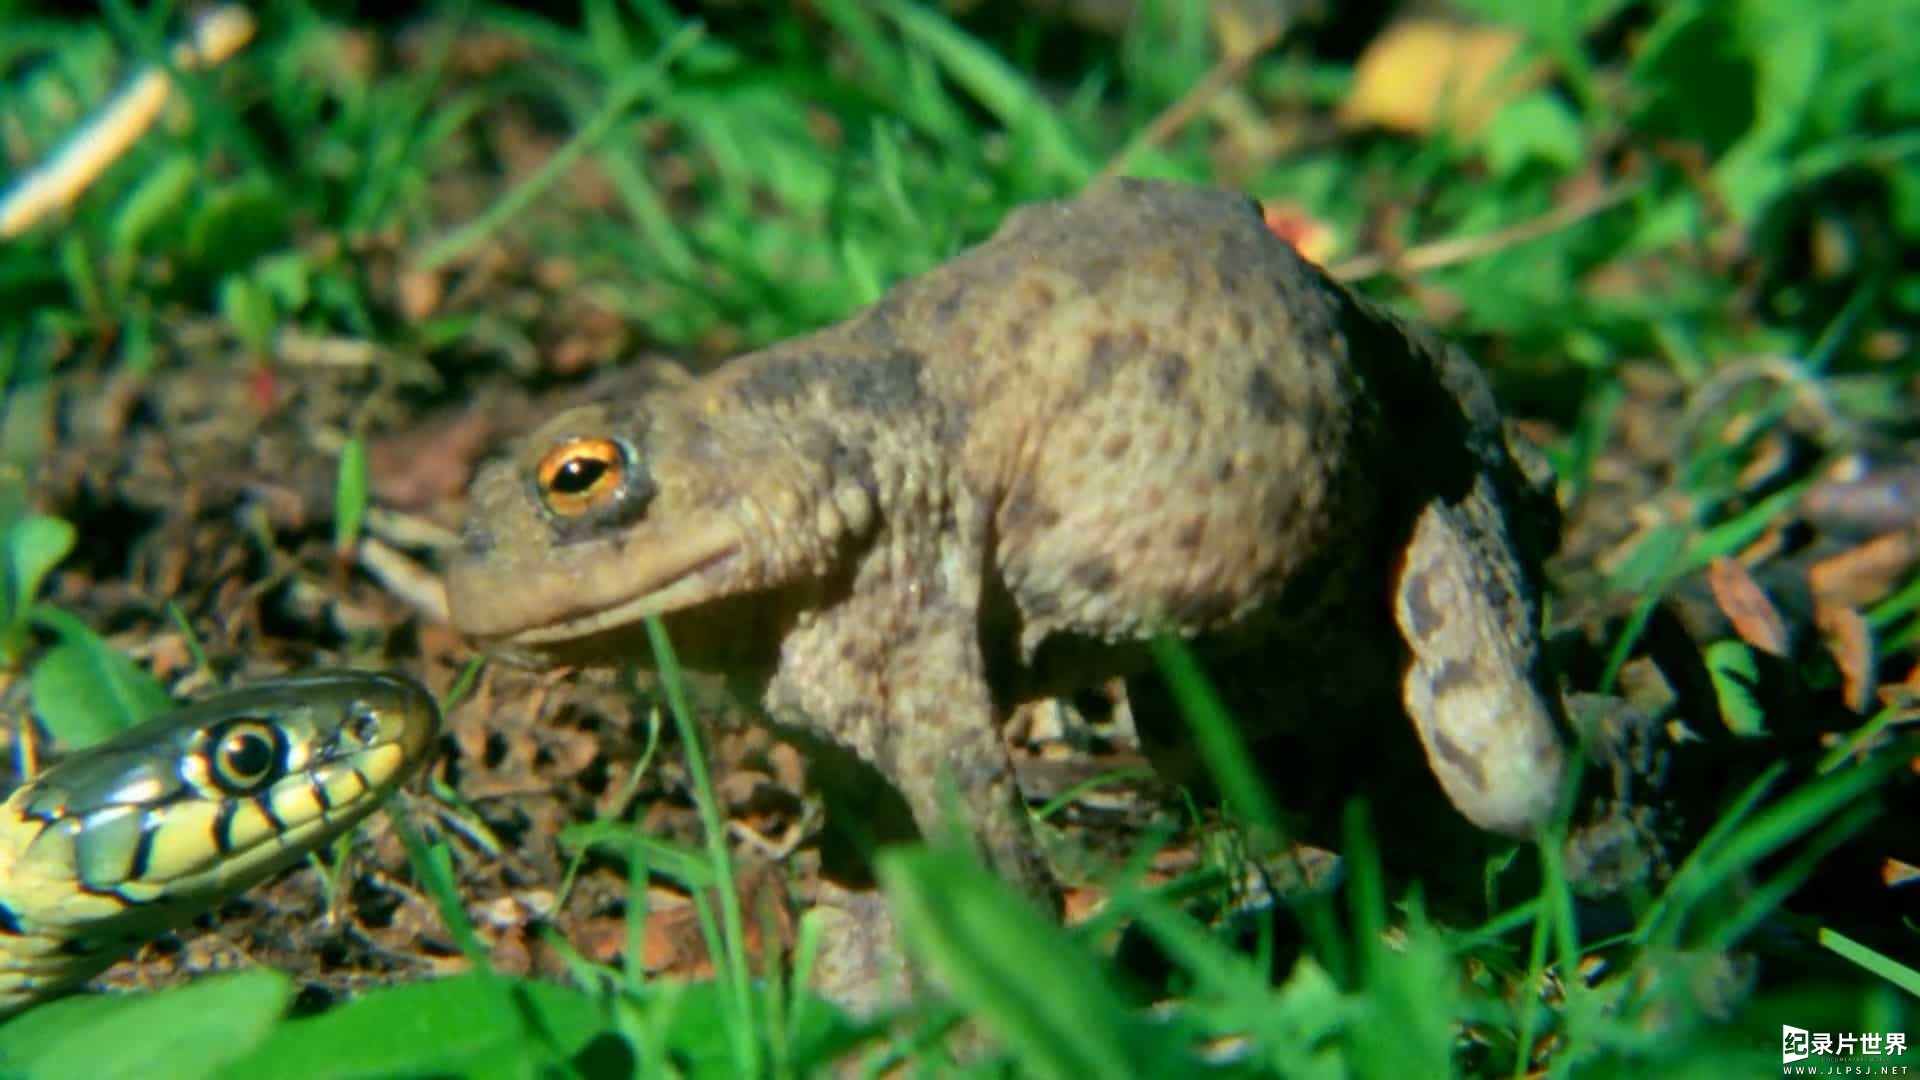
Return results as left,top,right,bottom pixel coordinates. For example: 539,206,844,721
1339,18,1550,139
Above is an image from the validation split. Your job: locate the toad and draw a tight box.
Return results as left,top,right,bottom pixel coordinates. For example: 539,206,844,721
448,178,1579,997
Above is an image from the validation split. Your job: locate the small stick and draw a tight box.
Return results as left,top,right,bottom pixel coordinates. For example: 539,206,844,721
1326,181,1637,283
1095,19,1287,187
0,6,256,240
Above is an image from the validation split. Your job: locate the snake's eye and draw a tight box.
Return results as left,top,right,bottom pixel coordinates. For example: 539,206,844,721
536,437,627,517
208,720,286,795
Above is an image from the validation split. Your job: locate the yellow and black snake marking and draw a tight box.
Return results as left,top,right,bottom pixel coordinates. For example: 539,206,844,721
0,670,441,1016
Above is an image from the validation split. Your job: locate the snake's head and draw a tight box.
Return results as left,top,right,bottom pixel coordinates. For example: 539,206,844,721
4,670,442,931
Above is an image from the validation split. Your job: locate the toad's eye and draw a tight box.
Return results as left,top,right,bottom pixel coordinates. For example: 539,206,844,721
207,720,286,795
537,437,628,516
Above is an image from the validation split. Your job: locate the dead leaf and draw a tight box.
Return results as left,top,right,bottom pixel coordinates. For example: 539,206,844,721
1809,529,1920,610
1062,885,1107,926
1706,557,1792,657
368,407,501,508
1813,599,1875,714
1338,18,1549,139
396,270,443,321
639,866,792,980
570,914,632,964
1259,199,1339,264
488,925,535,976
1878,661,1920,717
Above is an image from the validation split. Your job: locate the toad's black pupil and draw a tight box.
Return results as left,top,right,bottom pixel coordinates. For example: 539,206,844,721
553,457,608,494
224,733,274,779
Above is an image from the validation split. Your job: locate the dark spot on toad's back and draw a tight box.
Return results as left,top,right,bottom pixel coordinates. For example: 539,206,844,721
1086,326,1155,394
1002,486,1062,533
1005,317,1033,352
933,283,968,325
1214,457,1237,483
1101,432,1132,460
734,351,828,409
1154,351,1190,394
1170,585,1240,625
1085,332,1121,390
1081,252,1126,292
842,350,927,415
826,439,877,493
734,350,926,416
1214,229,1265,293
1071,557,1118,592
1174,517,1205,551
1246,368,1286,425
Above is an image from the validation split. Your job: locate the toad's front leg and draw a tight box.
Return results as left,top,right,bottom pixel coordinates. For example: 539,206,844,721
766,544,1060,1010
771,600,1057,898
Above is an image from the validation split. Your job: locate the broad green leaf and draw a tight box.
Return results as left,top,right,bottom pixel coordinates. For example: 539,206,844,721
186,181,292,274
4,513,74,627
1482,92,1586,174
0,970,291,1080
218,275,277,356
1738,0,1827,143
221,974,608,1080
1703,639,1768,736
109,152,198,258
252,251,314,312
26,610,175,748
0,360,53,472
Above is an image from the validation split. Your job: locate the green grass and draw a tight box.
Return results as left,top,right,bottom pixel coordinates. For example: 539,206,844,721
2,0,1917,1075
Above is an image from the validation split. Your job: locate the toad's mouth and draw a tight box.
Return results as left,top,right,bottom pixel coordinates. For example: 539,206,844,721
449,534,743,647
510,546,743,646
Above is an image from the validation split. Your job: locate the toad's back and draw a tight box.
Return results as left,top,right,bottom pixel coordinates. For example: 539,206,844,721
851,181,1397,665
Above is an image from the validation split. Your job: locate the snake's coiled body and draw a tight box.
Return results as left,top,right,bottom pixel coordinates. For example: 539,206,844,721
0,670,440,1016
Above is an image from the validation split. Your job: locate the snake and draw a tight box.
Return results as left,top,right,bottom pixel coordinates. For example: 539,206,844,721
0,669,441,1017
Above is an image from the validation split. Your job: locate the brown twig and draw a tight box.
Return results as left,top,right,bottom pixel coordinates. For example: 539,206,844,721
1326,180,1639,283
1094,19,1288,186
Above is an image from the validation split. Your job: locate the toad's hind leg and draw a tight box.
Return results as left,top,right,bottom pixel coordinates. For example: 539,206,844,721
1392,473,1571,838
